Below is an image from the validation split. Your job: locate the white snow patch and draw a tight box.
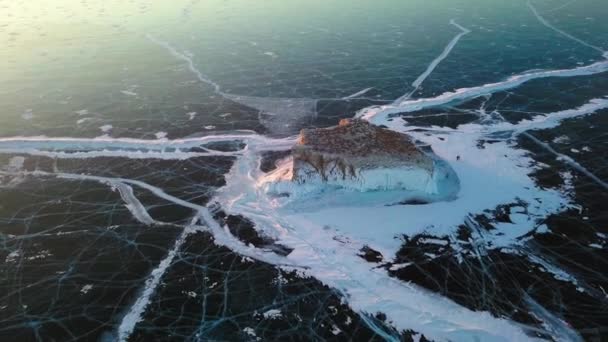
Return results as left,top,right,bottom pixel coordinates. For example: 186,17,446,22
186,111,197,120
77,118,94,125
100,125,113,133
5,250,20,263
22,109,34,120
243,327,260,340
552,135,570,144
7,156,25,172
262,309,282,319
526,253,581,289
120,90,137,96
26,250,52,260
419,238,449,246
389,263,412,271
331,324,342,335
80,284,93,295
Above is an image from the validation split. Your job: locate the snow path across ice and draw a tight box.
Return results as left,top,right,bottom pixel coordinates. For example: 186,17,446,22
395,19,471,102
358,57,608,123
527,0,605,54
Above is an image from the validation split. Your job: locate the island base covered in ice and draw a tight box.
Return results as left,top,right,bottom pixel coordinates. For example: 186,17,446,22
258,119,460,203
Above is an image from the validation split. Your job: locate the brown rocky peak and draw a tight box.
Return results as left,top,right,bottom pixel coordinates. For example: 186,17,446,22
295,119,428,163
291,119,434,183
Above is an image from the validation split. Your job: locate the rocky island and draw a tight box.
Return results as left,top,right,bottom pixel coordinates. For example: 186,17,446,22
258,119,455,198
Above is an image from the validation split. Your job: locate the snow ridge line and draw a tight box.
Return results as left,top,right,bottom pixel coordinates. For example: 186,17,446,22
395,19,471,103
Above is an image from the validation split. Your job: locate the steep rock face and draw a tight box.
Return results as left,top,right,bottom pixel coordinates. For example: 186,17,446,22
260,119,441,194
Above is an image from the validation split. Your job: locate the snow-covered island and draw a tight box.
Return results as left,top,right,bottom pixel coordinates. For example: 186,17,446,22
258,119,460,202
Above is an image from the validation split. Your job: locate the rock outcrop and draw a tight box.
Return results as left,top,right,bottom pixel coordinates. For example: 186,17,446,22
259,119,441,194
292,118,433,185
